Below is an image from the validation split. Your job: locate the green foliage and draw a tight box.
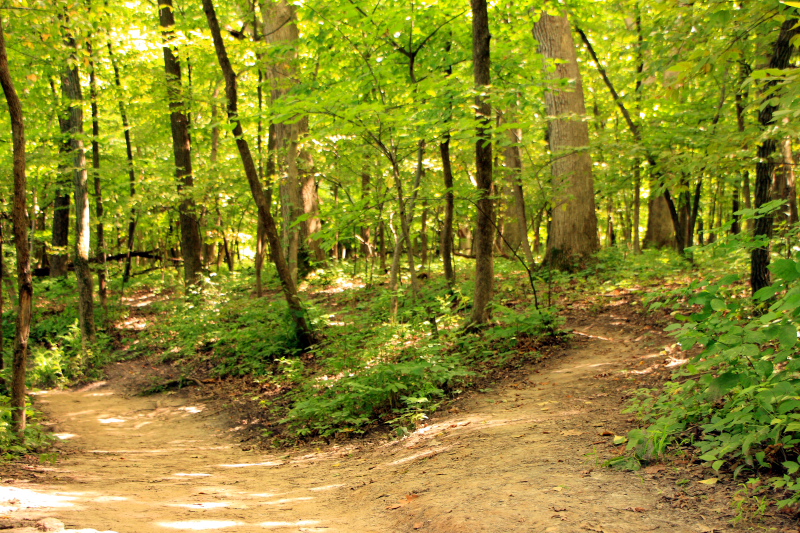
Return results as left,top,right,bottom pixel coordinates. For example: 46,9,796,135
627,256,800,505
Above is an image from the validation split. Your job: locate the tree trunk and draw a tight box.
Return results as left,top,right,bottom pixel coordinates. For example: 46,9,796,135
440,135,456,287
469,0,494,326
535,13,599,270
0,219,4,387
203,0,315,348
61,33,96,345
751,17,800,294
159,0,203,289
88,40,107,308
50,187,70,277
643,194,676,249
0,15,32,435
108,43,138,286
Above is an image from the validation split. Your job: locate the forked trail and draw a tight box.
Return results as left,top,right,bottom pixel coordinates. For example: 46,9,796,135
0,298,788,532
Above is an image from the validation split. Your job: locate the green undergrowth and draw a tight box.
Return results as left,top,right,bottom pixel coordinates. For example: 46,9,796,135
131,258,563,442
620,251,800,508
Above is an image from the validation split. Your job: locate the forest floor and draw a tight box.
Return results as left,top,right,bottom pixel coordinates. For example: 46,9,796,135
0,290,797,533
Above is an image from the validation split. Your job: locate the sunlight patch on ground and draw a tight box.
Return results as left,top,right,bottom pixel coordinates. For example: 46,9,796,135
259,520,321,528
55,433,77,440
217,461,284,468
389,446,451,465
172,502,231,509
263,497,314,505
0,486,79,512
116,316,148,330
573,331,614,341
178,406,204,414
92,496,128,502
98,418,127,424
87,392,115,397
173,473,212,477
158,520,244,530
308,484,344,492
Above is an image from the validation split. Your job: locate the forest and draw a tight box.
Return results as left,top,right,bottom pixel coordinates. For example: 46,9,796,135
0,0,800,529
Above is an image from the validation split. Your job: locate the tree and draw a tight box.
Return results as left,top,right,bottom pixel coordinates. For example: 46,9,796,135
535,12,599,270
60,22,96,345
469,0,494,326
159,0,203,288
0,13,32,436
750,17,800,294
202,0,316,348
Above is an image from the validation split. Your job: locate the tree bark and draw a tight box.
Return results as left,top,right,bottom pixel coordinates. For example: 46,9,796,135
469,0,494,326
643,194,675,249
535,13,599,270
0,15,32,435
751,17,800,294
440,135,456,287
159,0,203,289
203,0,315,348
61,31,96,345
88,40,107,307
108,43,138,286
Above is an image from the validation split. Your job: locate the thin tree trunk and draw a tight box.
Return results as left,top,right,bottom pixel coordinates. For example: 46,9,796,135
0,219,4,387
470,0,494,326
751,17,800,294
440,134,455,288
0,15,32,435
88,40,107,307
108,43,138,285
203,0,315,347
61,31,96,345
159,0,203,289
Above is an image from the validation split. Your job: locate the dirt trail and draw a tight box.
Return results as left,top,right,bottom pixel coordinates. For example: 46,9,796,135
0,302,790,533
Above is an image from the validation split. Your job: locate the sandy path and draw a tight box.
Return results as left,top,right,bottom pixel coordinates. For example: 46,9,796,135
6,380,390,532
0,302,790,533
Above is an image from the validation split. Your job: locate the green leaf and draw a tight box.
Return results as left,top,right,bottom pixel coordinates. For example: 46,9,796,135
712,460,725,471
710,299,727,312
707,372,741,399
784,461,800,474
778,324,798,349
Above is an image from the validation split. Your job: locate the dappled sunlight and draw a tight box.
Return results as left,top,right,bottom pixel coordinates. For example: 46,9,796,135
389,446,452,465
259,520,321,528
217,461,283,468
573,330,614,341
0,486,81,512
172,502,231,509
178,406,204,414
263,497,314,505
116,315,148,330
55,433,77,440
308,484,344,492
98,418,127,424
158,520,244,530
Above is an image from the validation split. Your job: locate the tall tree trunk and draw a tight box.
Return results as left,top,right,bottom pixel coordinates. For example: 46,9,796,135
88,40,107,308
0,15,32,435
61,32,96,345
50,184,70,277
505,125,534,265
159,0,203,289
108,43,138,286
360,170,372,258
0,218,4,387
440,135,456,287
643,194,676,249
535,14,599,270
203,0,315,348
751,17,800,294
469,0,494,326
783,138,798,224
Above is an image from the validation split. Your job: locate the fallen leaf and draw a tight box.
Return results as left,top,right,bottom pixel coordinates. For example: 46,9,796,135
625,506,647,512
612,435,628,445
561,430,584,437
699,478,718,485
386,504,402,510
600,430,614,436
551,486,563,492
553,506,567,511
413,522,423,529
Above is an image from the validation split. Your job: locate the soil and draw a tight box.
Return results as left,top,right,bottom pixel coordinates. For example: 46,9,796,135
0,293,797,533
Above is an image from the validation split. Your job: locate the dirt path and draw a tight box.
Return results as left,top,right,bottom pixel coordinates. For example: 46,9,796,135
0,303,792,533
